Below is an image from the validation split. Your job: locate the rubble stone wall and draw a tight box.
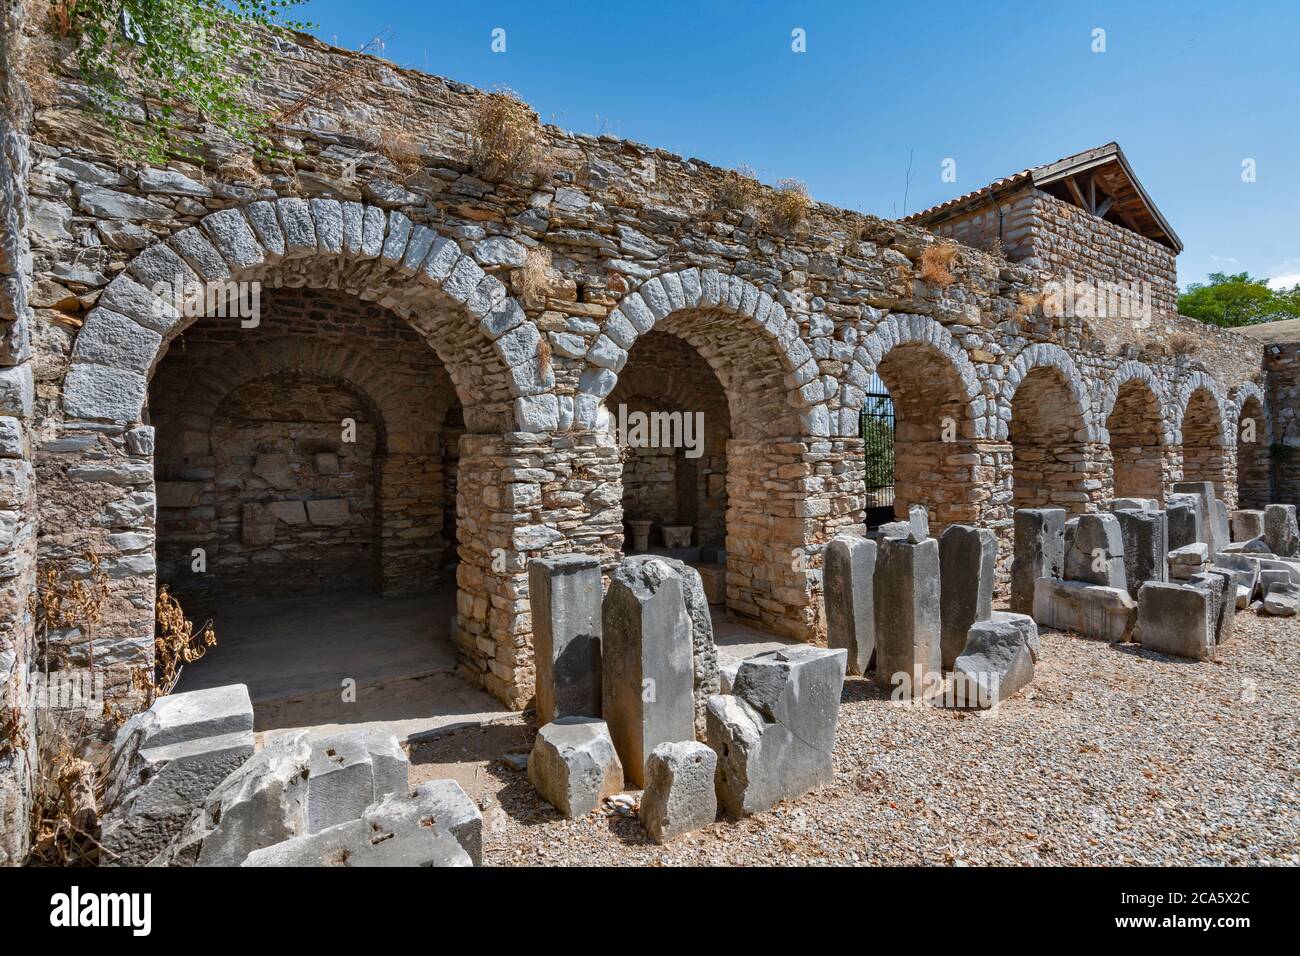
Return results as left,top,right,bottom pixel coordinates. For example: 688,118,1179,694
15,27,1271,723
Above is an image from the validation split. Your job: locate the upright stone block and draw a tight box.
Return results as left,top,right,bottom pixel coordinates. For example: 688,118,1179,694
1112,497,1159,511
1166,493,1204,551
601,556,696,785
1137,582,1216,661
529,553,603,725
639,741,717,844
706,646,847,818
1230,509,1265,543
1173,482,1224,554
1191,569,1235,647
1064,513,1127,590
938,524,996,670
824,533,876,676
654,555,721,737
1010,508,1065,615
872,536,941,690
528,717,624,818
1113,509,1168,590
1265,504,1299,557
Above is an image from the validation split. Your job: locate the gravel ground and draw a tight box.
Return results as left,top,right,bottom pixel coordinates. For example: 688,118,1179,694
409,611,1299,866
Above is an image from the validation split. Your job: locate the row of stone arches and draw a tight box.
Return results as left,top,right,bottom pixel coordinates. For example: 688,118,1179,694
54,196,1276,710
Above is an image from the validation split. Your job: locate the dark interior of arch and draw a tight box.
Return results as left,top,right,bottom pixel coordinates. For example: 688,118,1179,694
612,330,730,551
1009,366,1090,512
875,341,977,528
149,287,461,617
1107,379,1165,500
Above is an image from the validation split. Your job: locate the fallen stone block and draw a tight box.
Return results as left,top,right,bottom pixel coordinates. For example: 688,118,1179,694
307,730,409,833
415,779,483,866
99,684,255,867
243,783,471,867
953,614,1039,708
1010,508,1065,615
529,553,603,726
1212,552,1261,600
824,533,876,676
1033,578,1136,642
939,524,996,671
1236,585,1251,609
639,741,717,844
1112,497,1159,511
878,504,928,543
1169,542,1209,566
1114,509,1168,590
528,717,624,818
1265,504,1299,558
601,556,696,784
1262,582,1300,616
1064,513,1127,590
1259,568,1292,595
1137,582,1216,661
1230,509,1265,542
158,731,312,867
873,535,941,690
706,646,846,818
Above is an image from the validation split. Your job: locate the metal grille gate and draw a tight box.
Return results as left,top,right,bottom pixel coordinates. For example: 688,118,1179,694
860,373,895,517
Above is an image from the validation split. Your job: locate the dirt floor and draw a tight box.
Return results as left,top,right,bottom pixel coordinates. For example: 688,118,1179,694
408,610,1299,866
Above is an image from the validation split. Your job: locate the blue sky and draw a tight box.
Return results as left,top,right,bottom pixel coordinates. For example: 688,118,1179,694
299,0,1299,290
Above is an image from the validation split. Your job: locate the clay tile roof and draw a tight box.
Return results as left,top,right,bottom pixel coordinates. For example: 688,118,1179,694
902,142,1182,253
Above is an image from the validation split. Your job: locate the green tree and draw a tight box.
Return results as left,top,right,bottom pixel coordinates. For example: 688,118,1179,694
1178,271,1300,328
44,0,311,163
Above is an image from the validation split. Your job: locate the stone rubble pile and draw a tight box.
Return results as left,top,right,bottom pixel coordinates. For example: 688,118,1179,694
97,685,480,867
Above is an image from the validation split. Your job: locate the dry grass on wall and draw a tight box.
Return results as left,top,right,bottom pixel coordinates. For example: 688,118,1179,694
515,246,553,306
470,87,542,178
919,242,959,287
764,178,812,232
713,164,761,212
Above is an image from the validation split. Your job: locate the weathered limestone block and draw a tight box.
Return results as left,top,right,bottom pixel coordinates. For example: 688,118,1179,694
1173,481,1228,554
1213,552,1261,602
601,556,696,784
99,684,255,867
1166,494,1204,551
1265,504,1299,558
1114,509,1168,590
306,729,409,833
1262,581,1300,616
1010,508,1065,615
158,731,312,867
1231,509,1265,543
1137,582,1216,661
1112,497,1159,511
410,779,483,866
654,555,721,738
939,524,996,670
1191,569,1235,647
873,535,941,690
639,741,717,844
953,613,1040,708
706,646,847,818
529,553,603,726
243,784,472,867
1033,578,1136,642
1064,513,1127,590
528,717,624,818
824,533,876,676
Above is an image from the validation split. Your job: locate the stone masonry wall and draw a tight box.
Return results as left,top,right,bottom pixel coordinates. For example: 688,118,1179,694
15,25,1270,726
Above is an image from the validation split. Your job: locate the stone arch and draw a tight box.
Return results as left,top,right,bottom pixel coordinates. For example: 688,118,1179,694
849,313,986,439
1232,382,1273,508
999,343,1097,443
1173,372,1231,495
576,268,815,438
1003,343,1101,514
852,314,984,531
62,198,549,434
1099,361,1171,500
